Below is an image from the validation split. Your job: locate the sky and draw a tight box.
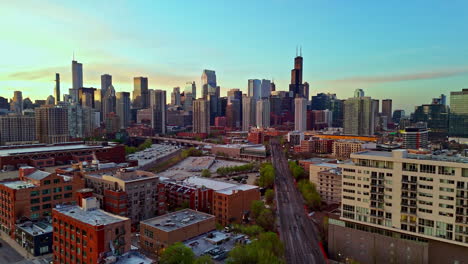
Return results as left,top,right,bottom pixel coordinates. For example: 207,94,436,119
1,0,468,113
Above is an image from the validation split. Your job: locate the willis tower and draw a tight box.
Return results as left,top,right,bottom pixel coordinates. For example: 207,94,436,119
289,47,307,98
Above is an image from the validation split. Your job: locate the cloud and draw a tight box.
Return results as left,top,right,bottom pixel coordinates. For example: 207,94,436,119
325,68,468,84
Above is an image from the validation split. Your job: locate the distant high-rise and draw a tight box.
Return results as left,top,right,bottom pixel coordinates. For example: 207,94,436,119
402,126,429,149
256,99,270,129
11,91,23,114
294,97,307,131
226,98,241,129
46,95,55,106
248,79,261,100
133,77,149,109
54,73,60,105
184,81,196,111
0,115,37,145
354,89,364,98
392,109,405,124
116,92,131,129
201,70,217,99
102,85,116,121
0,97,9,110
343,96,376,136
72,60,83,90
432,94,447,105
35,106,69,144
289,49,305,98
382,99,392,123
260,79,271,99
100,74,112,98
78,88,96,108
193,99,210,134
150,90,166,134
271,81,276,92
242,96,256,131
303,82,310,101
449,89,468,137
68,103,96,138
171,87,181,106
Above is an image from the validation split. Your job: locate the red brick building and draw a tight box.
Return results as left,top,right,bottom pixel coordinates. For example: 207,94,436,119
164,181,213,212
0,142,126,170
127,124,154,137
0,167,85,236
296,138,334,154
52,197,131,264
214,116,227,127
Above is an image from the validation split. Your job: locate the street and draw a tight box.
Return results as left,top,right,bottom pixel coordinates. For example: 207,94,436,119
0,237,24,263
270,138,326,264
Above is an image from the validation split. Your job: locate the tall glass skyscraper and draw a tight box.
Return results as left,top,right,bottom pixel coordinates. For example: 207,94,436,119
449,89,468,137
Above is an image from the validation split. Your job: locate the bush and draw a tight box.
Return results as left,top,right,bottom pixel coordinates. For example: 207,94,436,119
259,163,275,188
297,179,321,209
227,232,284,264
216,163,254,176
201,169,211,178
265,189,274,205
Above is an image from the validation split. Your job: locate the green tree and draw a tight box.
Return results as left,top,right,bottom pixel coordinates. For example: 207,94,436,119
194,255,214,264
201,169,211,178
159,242,195,264
227,232,284,264
256,208,275,231
289,161,305,179
250,200,265,219
264,189,275,205
259,163,275,188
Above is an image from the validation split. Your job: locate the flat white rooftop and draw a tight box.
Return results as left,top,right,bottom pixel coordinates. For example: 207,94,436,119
183,177,258,195
142,209,214,232
0,144,102,156
54,205,129,226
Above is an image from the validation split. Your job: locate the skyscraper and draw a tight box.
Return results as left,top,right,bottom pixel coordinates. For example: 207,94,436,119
71,60,83,103
294,97,307,131
54,73,60,105
78,87,96,108
354,89,364,98
242,96,256,131
226,98,241,129
102,85,116,122
150,89,166,134
101,74,112,98
201,70,217,99
449,89,468,137
289,49,305,98
116,92,131,129
248,79,261,100
184,82,196,111
343,96,376,136
171,87,181,106
260,79,271,99
303,82,310,101
382,99,392,123
35,106,69,144
0,115,37,145
193,99,210,134
11,91,23,114
256,99,270,129
133,77,149,109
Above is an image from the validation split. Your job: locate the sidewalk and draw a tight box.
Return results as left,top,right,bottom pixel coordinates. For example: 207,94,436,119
0,231,52,262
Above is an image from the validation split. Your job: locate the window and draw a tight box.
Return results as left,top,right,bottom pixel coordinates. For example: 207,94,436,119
42,196,51,202
31,206,40,212
438,166,455,176
42,189,50,195
44,180,51,185
64,193,72,198
30,191,39,197
420,165,436,174
53,179,60,184
42,204,51,209
440,187,454,193
30,198,40,204
65,185,73,191
403,163,418,172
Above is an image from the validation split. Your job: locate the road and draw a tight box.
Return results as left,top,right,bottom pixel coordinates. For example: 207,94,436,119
0,238,24,263
270,138,326,264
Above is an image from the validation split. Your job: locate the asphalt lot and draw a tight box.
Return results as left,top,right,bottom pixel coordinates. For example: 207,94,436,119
0,238,24,263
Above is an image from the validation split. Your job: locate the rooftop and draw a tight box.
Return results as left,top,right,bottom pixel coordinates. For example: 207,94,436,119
26,170,51,180
183,177,258,195
54,204,129,226
354,150,468,164
16,221,53,236
0,144,103,157
1,180,36,190
141,209,214,232
112,251,153,264
184,231,250,260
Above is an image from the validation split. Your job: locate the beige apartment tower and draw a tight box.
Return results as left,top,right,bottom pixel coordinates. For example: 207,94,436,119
193,99,210,134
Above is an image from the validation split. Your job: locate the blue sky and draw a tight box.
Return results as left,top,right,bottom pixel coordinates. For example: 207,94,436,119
1,0,468,112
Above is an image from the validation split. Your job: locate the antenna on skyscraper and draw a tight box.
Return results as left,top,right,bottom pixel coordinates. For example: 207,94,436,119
296,45,298,57
300,46,302,56
73,51,75,61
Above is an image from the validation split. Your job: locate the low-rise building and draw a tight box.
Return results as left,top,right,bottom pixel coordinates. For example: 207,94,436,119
0,167,85,236
332,140,376,160
297,138,334,154
211,144,267,161
309,163,342,204
52,197,131,264
84,167,166,224
15,221,53,256
140,209,215,255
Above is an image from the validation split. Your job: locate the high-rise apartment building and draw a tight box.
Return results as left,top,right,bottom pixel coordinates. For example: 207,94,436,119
0,115,37,145
256,99,270,129
334,149,468,262
402,126,429,149
116,92,131,129
67,104,96,139
354,88,364,98
248,79,261,100
100,74,112,99
344,96,376,136
295,97,307,131
193,99,210,134
102,85,116,122
35,106,69,144
54,73,60,105
226,98,241,129
11,91,23,114
149,89,166,134
133,77,149,109
71,60,83,103
242,96,256,131
184,81,196,111
382,99,392,123
449,89,468,138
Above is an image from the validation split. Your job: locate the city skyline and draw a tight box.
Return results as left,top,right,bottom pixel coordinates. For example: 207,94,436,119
2,1,468,113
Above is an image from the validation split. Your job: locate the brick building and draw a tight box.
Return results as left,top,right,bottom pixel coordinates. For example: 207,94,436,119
297,138,334,154
0,167,84,236
140,209,215,255
163,181,213,212
52,197,131,264
332,140,376,160
0,142,126,170
84,167,166,224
